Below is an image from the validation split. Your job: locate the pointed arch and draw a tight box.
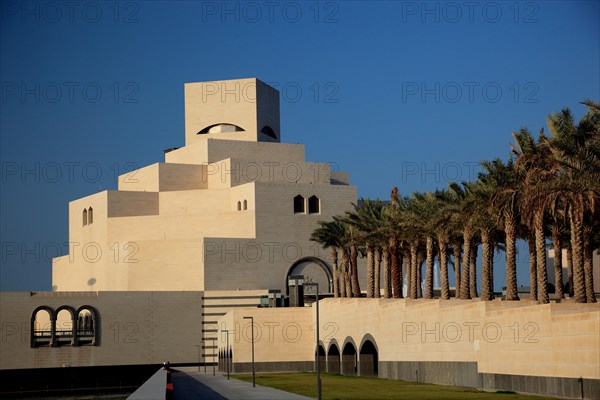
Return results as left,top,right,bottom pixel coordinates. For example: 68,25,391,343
294,195,305,213
327,340,341,374
359,334,379,377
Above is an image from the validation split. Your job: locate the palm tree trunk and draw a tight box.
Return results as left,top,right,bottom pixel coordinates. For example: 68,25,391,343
566,246,574,297
388,253,394,297
366,244,374,298
487,238,494,299
395,245,404,298
460,229,472,299
504,214,519,300
583,226,597,303
481,230,492,301
417,251,423,298
405,249,412,298
469,243,478,299
438,237,450,300
453,241,461,298
569,209,586,303
551,226,564,300
350,241,361,297
341,250,350,297
331,249,340,298
527,233,537,301
390,236,402,298
534,210,549,304
374,246,382,298
345,258,353,298
424,236,435,299
382,245,391,298
410,241,419,299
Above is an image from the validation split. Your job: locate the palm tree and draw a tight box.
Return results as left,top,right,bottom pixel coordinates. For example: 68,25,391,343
514,128,553,304
547,103,600,303
344,199,386,298
310,219,348,297
429,190,454,300
411,192,440,299
474,165,505,301
488,157,523,301
389,187,404,298
449,182,476,300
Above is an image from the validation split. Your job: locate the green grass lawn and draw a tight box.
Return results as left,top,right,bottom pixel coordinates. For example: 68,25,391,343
234,372,558,400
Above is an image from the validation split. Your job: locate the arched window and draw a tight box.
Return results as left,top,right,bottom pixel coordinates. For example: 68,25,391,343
308,196,320,214
82,209,88,226
76,306,98,346
31,307,54,347
243,199,247,210
55,306,76,346
88,207,93,224
237,201,242,211
294,195,305,214
198,123,244,134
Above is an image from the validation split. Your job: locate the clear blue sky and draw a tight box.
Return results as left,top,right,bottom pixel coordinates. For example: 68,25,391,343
1,1,598,291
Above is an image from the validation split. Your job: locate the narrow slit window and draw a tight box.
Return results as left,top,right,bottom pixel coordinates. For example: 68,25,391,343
82,209,88,226
88,207,93,224
243,200,247,210
237,201,241,211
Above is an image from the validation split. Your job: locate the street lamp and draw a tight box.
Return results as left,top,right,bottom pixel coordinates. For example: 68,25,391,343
223,330,232,380
243,316,256,388
304,282,322,400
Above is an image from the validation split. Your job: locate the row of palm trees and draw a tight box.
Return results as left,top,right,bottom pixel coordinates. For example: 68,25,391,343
311,101,600,304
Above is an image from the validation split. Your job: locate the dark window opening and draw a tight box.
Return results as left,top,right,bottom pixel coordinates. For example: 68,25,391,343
294,195,305,214
260,126,277,139
198,123,244,134
308,196,320,214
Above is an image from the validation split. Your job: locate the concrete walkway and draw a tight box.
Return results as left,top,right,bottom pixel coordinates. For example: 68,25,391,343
172,367,313,400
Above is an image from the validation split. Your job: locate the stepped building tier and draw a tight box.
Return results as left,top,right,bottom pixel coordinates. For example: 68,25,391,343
52,78,360,293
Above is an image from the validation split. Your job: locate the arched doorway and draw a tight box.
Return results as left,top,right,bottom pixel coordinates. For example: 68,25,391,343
359,337,379,377
285,257,333,295
342,341,357,376
317,344,326,373
327,343,340,374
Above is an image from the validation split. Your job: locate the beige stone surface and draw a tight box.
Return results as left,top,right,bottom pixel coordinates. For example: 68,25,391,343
218,299,600,379
52,79,359,294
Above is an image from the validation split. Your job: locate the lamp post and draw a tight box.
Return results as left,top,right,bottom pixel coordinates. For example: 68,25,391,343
243,316,256,388
201,339,206,373
223,330,232,380
195,344,201,372
304,282,322,400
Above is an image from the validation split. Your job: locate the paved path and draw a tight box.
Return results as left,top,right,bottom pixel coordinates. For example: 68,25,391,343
172,367,313,400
